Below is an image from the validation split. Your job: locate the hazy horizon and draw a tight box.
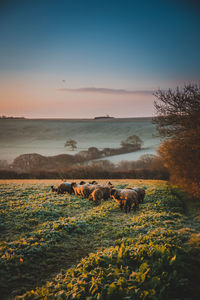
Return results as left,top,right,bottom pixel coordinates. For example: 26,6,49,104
1,115,154,120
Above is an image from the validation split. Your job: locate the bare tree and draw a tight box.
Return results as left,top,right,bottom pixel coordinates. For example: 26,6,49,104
154,83,200,198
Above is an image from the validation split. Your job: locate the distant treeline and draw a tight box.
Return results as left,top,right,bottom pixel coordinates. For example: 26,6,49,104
0,155,169,180
0,115,26,119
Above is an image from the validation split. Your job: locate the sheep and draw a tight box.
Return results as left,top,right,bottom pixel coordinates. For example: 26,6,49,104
81,183,110,200
89,180,98,184
79,181,86,185
83,183,97,195
127,187,145,203
51,185,58,192
89,188,104,205
85,183,112,200
57,182,75,194
95,184,112,200
110,188,139,213
72,183,90,198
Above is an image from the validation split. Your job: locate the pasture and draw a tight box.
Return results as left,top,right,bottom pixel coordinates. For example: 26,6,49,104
0,180,200,299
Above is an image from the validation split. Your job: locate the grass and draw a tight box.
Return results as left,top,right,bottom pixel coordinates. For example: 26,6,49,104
0,180,199,299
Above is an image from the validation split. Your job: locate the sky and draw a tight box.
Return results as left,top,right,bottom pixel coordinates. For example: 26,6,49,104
0,0,200,118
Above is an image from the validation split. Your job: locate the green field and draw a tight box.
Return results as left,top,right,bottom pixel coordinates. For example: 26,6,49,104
0,180,200,299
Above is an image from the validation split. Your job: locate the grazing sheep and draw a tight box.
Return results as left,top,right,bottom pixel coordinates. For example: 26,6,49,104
79,181,86,185
95,184,112,200
89,188,103,204
72,183,90,198
57,182,75,194
84,183,97,195
110,188,139,213
89,180,98,184
82,183,109,199
127,187,145,203
51,186,58,192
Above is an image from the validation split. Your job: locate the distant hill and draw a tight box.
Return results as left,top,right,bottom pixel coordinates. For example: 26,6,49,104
94,115,115,120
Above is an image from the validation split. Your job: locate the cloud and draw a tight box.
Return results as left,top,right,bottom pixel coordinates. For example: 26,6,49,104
57,87,153,95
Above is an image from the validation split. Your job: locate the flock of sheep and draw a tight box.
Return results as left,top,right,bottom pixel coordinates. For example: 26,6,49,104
51,181,145,213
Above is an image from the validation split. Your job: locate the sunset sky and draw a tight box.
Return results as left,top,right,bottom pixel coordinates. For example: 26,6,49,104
0,0,200,118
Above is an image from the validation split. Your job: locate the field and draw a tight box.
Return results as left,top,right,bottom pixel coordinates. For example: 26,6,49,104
0,180,200,299
0,118,160,163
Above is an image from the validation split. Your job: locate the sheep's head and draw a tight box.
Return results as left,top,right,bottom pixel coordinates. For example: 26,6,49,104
110,188,118,197
50,186,57,192
79,181,86,185
71,182,77,190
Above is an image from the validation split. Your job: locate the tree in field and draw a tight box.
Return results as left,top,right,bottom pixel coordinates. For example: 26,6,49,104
121,134,143,150
64,139,77,151
153,83,200,198
87,147,101,159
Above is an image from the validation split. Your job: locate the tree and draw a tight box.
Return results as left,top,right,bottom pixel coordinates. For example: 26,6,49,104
64,139,77,151
120,134,143,150
87,147,101,159
153,83,200,198
137,154,156,168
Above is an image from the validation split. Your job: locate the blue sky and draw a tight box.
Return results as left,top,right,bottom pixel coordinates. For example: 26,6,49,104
0,0,199,117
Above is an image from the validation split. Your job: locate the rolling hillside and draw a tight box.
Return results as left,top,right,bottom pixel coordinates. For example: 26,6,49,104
0,118,160,163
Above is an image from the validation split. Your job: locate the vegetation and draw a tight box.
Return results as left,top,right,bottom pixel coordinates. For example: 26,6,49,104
153,83,200,198
0,180,200,299
64,139,78,151
0,155,168,180
75,134,144,161
121,134,143,150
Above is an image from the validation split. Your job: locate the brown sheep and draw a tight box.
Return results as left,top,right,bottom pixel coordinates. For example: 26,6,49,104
95,184,112,200
57,182,75,194
84,183,97,195
89,180,98,184
79,181,86,185
110,188,139,213
72,183,90,198
127,187,145,203
79,183,112,201
89,188,103,204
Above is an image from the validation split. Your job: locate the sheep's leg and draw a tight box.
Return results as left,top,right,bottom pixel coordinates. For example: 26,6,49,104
124,203,128,214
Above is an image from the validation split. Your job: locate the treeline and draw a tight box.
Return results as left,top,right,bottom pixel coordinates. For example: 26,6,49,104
0,155,169,180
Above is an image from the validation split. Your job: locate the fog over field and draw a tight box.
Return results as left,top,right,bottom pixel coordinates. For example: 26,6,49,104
0,118,160,163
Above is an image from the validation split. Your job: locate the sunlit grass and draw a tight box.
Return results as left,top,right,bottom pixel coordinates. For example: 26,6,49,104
0,180,199,299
